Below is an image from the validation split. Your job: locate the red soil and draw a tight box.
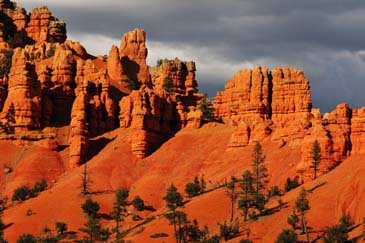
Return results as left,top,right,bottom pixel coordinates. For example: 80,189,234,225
1,123,364,242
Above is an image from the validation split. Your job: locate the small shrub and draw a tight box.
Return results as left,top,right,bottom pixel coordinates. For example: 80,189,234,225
81,198,100,218
12,186,31,202
32,178,47,195
185,182,201,198
16,234,37,243
132,196,145,211
185,176,205,198
200,96,215,122
284,176,301,192
219,220,239,241
156,59,163,66
150,233,168,238
267,186,282,198
275,229,298,243
55,221,67,235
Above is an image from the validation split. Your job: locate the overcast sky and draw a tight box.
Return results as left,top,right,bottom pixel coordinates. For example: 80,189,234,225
17,0,365,112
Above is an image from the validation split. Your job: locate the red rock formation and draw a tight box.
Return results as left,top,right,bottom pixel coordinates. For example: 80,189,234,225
351,107,365,154
214,66,271,125
50,44,76,125
271,67,312,124
120,29,150,86
150,58,198,96
119,87,176,158
107,45,123,83
26,7,66,44
0,48,41,132
69,81,89,168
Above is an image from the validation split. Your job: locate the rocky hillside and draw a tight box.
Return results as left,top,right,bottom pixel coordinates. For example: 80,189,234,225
0,1,364,242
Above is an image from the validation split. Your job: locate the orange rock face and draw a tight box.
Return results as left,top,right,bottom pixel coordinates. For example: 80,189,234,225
119,87,176,158
120,28,151,86
150,58,198,96
0,48,41,132
351,107,365,154
0,3,66,48
271,67,312,124
214,66,271,125
69,82,89,168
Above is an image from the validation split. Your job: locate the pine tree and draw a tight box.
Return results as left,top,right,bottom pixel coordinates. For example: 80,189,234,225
225,177,239,222
241,170,254,197
111,188,129,242
310,140,321,179
238,196,254,221
295,188,310,243
251,142,268,195
79,198,103,243
287,212,299,231
200,96,214,122
163,184,184,243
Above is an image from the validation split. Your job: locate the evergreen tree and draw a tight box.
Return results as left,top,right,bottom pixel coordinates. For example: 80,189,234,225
323,214,354,243
251,142,268,195
310,140,321,179
200,96,214,122
295,188,310,243
225,177,239,222
241,170,254,197
238,196,254,221
111,188,129,243
81,198,100,218
79,217,102,243
79,198,103,243
287,212,299,231
163,184,184,243
81,161,91,195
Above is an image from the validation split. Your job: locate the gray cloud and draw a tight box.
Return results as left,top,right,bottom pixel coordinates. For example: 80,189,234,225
16,0,365,112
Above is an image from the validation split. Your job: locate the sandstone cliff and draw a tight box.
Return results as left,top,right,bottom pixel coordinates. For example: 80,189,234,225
215,66,365,179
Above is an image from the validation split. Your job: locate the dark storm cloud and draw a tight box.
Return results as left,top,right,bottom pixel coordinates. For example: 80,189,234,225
17,0,365,112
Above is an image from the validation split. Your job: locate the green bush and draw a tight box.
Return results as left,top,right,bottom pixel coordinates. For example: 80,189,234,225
219,220,239,241
185,182,201,198
32,179,47,195
200,96,214,122
275,229,298,243
132,196,144,211
12,186,31,202
284,176,301,192
55,221,67,235
16,234,37,243
81,198,100,218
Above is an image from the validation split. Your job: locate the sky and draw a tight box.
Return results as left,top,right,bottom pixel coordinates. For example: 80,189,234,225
16,0,365,112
